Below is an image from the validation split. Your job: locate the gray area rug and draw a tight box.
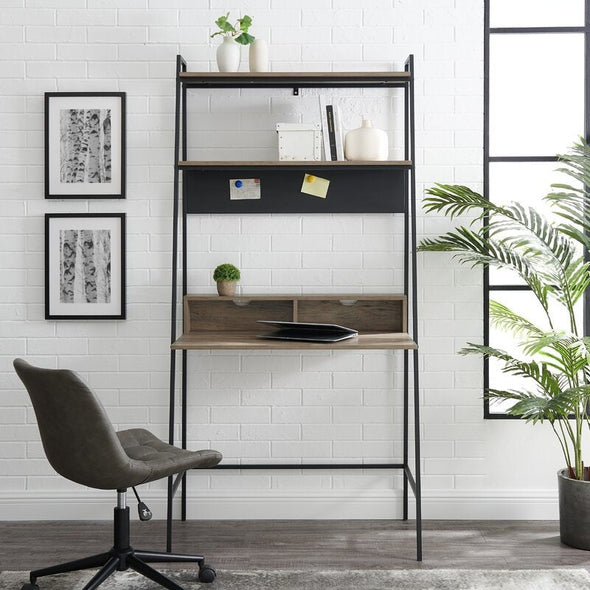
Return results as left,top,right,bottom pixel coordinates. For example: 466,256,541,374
2,568,590,590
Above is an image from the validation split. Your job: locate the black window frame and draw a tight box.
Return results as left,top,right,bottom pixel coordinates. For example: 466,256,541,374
483,0,590,418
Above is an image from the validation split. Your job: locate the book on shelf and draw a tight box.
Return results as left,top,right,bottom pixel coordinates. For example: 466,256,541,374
325,104,338,161
333,104,345,161
318,96,344,161
318,95,332,160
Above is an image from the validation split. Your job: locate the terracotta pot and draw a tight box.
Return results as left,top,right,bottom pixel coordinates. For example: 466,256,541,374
558,468,590,550
216,280,237,297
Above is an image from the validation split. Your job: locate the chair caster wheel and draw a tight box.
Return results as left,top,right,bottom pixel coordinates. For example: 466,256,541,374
198,565,216,583
22,584,39,590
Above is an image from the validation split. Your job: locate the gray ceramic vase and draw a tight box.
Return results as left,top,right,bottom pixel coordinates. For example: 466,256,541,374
558,468,590,550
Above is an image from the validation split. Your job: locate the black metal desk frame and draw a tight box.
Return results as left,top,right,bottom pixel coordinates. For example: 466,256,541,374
167,54,422,561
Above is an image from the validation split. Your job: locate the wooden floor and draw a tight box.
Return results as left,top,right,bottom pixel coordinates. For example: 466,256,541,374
2,520,590,573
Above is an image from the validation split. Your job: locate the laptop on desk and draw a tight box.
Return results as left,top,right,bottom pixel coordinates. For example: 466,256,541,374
256,320,358,343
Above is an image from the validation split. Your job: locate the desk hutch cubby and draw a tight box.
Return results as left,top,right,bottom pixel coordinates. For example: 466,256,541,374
167,55,422,561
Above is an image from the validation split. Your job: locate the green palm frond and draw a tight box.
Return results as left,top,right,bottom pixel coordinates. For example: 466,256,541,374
419,227,551,313
554,139,590,188
459,342,512,360
487,203,581,322
521,331,572,358
546,139,590,246
502,361,561,397
553,220,590,251
490,202,576,270
423,183,505,219
485,390,558,423
505,392,575,423
563,257,590,306
526,337,587,383
545,186,590,249
488,300,544,340
460,343,561,398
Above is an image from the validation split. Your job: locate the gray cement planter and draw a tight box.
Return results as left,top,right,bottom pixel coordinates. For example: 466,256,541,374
558,468,590,550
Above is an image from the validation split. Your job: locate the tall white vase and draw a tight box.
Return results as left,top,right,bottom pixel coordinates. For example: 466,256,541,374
216,36,240,72
249,39,269,72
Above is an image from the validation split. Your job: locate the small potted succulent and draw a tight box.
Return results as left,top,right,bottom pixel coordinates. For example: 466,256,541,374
210,12,254,72
213,263,240,296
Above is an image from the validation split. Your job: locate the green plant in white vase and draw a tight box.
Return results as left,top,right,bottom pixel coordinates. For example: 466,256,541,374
210,13,255,72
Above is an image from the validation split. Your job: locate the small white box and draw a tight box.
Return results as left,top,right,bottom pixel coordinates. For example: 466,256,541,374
276,123,322,161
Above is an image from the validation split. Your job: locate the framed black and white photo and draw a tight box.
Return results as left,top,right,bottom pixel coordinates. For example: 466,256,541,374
45,92,126,199
45,213,126,320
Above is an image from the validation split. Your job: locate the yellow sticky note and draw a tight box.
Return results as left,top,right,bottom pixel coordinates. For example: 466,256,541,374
301,173,330,199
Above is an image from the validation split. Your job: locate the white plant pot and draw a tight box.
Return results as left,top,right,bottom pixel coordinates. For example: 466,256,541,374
216,37,240,72
344,119,389,161
249,39,269,72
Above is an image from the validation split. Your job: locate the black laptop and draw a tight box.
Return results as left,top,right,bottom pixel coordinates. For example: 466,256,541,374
256,320,358,343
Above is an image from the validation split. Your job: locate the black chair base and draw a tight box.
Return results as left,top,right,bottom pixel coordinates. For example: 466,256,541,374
21,505,216,590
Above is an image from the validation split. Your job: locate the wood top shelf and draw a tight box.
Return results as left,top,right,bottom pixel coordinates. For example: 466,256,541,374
180,71,410,80
178,70,411,90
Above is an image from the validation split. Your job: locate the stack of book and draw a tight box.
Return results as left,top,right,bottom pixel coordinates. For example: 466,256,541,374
319,96,345,161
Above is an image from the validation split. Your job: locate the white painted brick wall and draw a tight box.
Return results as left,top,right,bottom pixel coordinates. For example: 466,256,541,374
0,0,565,521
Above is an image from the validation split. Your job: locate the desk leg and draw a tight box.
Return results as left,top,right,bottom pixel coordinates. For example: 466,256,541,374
166,347,177,553
166,475,174,553
413,348,422,561
403,349,409,521
181,349,188,521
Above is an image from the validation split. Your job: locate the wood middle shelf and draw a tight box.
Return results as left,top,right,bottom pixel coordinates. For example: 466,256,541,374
179,160,412,169
171,294,417,351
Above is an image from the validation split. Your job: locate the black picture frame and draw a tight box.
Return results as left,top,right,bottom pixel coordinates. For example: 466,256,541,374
44,92,126,199
45,213,126,320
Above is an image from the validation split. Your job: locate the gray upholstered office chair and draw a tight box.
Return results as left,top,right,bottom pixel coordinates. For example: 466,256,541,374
13,358,222,590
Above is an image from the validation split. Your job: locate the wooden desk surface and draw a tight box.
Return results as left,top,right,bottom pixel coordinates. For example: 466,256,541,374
172,331,417,350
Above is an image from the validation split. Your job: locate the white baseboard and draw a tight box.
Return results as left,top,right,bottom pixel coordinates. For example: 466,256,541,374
0,489,559,521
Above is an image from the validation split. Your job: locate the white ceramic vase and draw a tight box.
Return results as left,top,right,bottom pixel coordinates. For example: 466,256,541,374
344,119,389,161
249,39,269,72
216,36,240,72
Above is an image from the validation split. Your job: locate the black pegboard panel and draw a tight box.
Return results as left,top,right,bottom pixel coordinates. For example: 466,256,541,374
183,167,407,214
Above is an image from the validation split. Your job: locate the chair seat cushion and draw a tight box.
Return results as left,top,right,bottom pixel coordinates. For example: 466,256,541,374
117,428,222,486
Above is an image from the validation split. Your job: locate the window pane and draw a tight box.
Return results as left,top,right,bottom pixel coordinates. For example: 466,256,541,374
490,0,584,28
488,161,571,286
487,289,584,415
489,34,584,157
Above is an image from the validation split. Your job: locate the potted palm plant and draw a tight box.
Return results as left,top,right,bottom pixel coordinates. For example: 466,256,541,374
418,139,590,550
